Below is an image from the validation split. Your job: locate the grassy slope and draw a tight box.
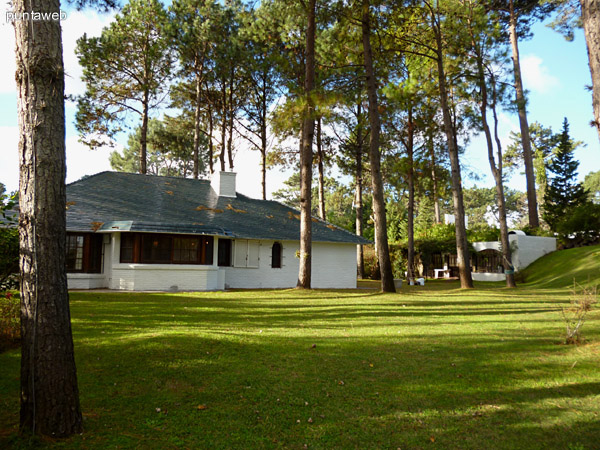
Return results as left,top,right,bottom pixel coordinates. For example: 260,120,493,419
0,247,598,450
518,244,600,289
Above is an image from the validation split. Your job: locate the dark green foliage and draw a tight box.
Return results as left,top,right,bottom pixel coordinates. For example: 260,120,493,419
75,0,174,151
0,292,19,351
0,188,18,290
110,117,200,178
543,119,590,235
583,170,600,204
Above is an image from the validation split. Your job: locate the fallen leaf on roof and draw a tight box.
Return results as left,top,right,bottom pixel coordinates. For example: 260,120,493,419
226,203,247,213
195,205,223,213
311,217,318,223
287,211,300,220
165,190,174,195
192,222,204,226
66,201,76,210
90,222,104,232
326,224,337,230
266,215,274,219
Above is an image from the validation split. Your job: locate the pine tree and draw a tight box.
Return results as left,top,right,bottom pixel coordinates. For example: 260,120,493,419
543,118,588,231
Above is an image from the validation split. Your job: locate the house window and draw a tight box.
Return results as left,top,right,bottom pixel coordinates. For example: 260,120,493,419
173,236,199,263
120,233,213,265
66,234,84,271
141,234,172,264
234,239,259,268
272,242,282,268
218,239,232,267
120,233,136,263
66,233,103,273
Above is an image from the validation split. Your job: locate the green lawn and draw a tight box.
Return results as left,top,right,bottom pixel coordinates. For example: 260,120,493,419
1,248,600,449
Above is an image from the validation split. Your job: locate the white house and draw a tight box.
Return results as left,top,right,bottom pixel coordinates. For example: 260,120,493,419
471,231,557,282
65,171,367,291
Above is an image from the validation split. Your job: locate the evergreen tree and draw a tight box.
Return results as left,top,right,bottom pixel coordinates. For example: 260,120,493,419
75,0,174,174
543,118,588,231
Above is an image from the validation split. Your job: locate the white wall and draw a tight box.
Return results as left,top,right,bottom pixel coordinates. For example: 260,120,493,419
511,235,556,271
222,240,357,289
73,233,358,291
471,234,557,282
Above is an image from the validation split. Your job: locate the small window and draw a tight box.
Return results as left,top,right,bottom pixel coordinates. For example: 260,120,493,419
66,235,84,271
120,233,135,263
218,239,232,267
66,233,103,273
272,242,282,268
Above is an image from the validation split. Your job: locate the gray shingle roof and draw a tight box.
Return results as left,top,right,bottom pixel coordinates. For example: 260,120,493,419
66,172,371,245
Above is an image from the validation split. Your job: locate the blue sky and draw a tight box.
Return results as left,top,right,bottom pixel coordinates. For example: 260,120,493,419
0,7,598,200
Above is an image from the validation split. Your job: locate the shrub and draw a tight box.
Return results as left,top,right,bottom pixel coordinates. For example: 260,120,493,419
0,291,20,351
0,227,19,290
559,281,597,344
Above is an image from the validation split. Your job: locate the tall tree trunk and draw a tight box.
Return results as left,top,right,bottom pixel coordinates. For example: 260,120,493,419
429,134,442,224
581,0,600,142
220,83,227,172
14,0,82,436
208,101,214,174
261,81,268,200
491,90,517,289
362,0,395,293
193,60,203,179
356,104,365,279
509,0,539,228
406,108,415,281
317,117,326,220
140,90,149,175
431,7,473,289
227,68,235,170
470,30,516,288
297,0,316,289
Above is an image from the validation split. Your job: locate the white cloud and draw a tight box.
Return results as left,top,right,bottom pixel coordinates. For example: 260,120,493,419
65,135,115,184
521,54,560,94
0,14,17,94
62,10,116,98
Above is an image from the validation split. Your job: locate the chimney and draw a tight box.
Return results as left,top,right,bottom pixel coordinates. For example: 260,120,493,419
211,171,237,198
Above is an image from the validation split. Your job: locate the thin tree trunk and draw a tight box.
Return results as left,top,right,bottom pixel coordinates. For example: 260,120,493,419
431,6,473,288
140,90,149,175
227,68,235,170
407,107,415,281
14,0,82,436
491,77,517,288
193,59,203,179
220,83,227,172
297,0,316,289
317,117,326,220
429,134,442,224
581,0,600,142
208,101,214,174
470,26,516,288
261,81,268,200
509,0,539,228
362,0,395,293
356,104,364,279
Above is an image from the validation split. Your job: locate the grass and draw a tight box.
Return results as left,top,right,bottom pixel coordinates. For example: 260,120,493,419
1,247,599,449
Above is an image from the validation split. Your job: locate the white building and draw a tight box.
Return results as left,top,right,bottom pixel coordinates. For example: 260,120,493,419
471,231,557,282
65,171,367,291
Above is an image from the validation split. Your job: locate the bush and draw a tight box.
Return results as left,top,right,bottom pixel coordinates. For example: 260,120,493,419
0,227,19,290
559,281,597,345
0,291,20,351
